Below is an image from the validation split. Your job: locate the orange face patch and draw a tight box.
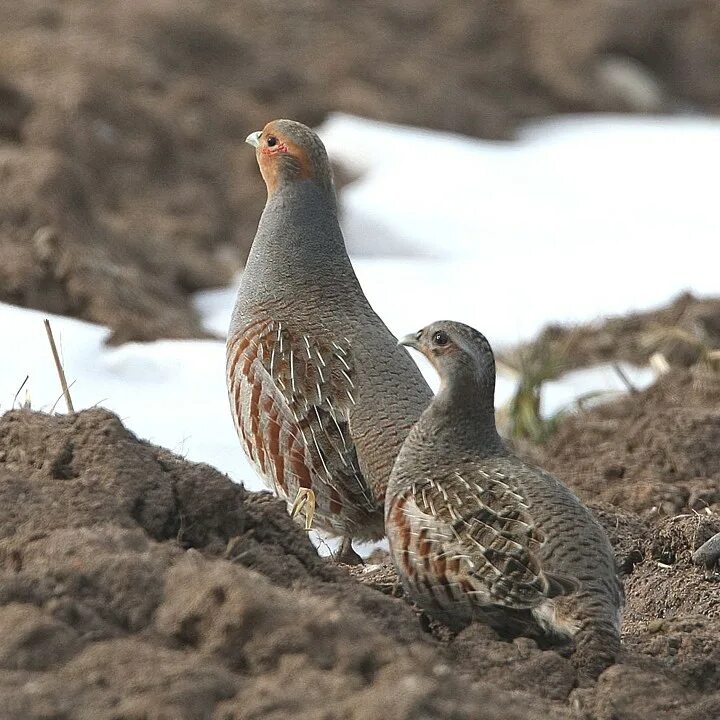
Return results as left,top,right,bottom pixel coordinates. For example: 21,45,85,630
255,121,316,195
260,140,289,156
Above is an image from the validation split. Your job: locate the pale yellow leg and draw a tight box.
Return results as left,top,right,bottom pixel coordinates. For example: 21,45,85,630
290,488,316,531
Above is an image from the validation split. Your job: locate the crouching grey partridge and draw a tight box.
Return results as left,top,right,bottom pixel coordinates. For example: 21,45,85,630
386,321,623,679
226,119,432,562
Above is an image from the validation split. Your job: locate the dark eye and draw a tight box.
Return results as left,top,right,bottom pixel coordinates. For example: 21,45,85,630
266,136,278,147
432,331,449,346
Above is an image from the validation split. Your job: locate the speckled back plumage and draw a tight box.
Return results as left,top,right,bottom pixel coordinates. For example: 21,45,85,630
386,321,622,679
227,120,432,544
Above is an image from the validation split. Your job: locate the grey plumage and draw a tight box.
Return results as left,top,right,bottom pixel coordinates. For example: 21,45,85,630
227,120,432,554
693,531,720,575
386,321,623,678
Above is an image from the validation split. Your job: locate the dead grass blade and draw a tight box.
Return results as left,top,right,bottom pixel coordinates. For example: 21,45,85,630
13,375,30,409
44,319,75,414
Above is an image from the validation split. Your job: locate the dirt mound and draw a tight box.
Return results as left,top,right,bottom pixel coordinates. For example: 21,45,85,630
2,2,720,342
508,293,720,373
529,367,720,517
0,405,719,718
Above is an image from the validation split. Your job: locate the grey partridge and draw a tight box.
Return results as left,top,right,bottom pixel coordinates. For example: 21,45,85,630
386,321,623,678
226,119,432,561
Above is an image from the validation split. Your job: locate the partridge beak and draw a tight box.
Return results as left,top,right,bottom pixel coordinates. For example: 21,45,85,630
245,131,262,148
398,333,421,351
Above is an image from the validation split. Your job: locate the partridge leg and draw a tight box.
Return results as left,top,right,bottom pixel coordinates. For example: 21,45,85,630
335,536,364,565
290,488,316,530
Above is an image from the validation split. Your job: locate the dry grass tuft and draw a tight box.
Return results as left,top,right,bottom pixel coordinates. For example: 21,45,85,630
497,336,570,444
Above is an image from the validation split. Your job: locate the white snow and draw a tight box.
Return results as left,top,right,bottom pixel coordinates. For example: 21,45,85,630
1,114,716,553
319,113,719,345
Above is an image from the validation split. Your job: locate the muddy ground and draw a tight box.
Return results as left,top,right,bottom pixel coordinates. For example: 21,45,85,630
2,0,720,342
0,362,719,719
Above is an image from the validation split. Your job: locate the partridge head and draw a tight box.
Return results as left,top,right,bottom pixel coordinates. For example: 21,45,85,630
400,321,495,386
246,119,334,198
399,321,499,441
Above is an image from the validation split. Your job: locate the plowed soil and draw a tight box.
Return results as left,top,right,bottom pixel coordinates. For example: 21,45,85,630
1,367,719,718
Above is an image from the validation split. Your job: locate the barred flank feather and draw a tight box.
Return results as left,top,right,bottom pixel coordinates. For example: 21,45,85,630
388,465,578,619
227,319,377,537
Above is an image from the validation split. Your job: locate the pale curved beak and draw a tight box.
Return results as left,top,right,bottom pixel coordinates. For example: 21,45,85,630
398,332,421,350
245,131,262,148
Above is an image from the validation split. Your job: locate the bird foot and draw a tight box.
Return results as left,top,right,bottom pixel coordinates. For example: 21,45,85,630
335,537,364,566
290,488,316,530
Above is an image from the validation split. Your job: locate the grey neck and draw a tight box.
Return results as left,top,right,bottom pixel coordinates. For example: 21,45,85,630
240,180,362,307
423,366,504,453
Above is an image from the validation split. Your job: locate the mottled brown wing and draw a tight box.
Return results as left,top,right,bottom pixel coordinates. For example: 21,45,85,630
226,319,376,536
394,464,576,609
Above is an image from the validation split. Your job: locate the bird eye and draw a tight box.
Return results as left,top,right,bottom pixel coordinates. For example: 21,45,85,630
432,331,449,346
266,136,278,147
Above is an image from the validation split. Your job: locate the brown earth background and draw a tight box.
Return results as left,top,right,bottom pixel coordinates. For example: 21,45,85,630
2,0,720,342
2,1,720,718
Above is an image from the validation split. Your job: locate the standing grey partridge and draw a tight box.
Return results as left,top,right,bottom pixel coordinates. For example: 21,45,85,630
386,321,623,679
226,119,432,561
